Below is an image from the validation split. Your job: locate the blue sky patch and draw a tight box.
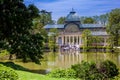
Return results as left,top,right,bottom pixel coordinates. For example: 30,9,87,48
24,0,120,21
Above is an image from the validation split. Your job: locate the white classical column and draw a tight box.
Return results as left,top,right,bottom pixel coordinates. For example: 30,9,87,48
64,36,66,44
63,36,65,45
62,36,63,45
64,35,66,44
71,36,72,44
69,36,70,45
79,36,81,45
65,35,67,44
78,36,79,45
76,35,78,45
73,35,74,44
66,36,67,44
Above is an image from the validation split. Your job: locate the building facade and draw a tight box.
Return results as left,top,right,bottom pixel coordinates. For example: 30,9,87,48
44,10,108,47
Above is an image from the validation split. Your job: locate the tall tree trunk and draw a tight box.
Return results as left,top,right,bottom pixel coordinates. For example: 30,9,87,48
9,54,12,60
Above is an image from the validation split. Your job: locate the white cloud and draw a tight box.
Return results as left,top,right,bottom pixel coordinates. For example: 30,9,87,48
25,0,120,20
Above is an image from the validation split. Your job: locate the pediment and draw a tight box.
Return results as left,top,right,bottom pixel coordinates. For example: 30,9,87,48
65,23,79,32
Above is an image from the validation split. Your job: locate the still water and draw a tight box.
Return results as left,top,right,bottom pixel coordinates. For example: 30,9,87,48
15,51,120,74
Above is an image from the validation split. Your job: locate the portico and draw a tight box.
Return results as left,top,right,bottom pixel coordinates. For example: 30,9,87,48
58,34,82,46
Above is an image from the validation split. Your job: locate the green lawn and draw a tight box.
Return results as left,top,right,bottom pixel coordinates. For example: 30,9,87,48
0,61,77,80
17,70,77,80
17,70,120,80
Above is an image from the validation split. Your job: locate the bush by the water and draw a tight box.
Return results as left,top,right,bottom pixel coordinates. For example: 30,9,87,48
71,61,104,80
0,64,18,80
48,68,76,78
99,60,119,79
48,60,119,80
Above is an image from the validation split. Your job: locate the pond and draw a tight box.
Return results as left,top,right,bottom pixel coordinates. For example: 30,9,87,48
13,51,120,74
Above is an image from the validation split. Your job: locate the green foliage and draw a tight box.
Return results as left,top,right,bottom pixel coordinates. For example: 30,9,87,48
82,30,104,52
81,14,108,24
48,69,76,78
48,28,58,51
57,17,66,24
40,10,53,25
107,8,120,46
0,0,44,64
18,33,44,64
48,60,119,80
71,61,102,80
99,14,109,25
0,50,9,57
99,60,119,79
83,17,95,24
48,69,65,78
17,70,77,80
82,29,92,52
71,60,119,80
0,64,18,80
28,4,39,18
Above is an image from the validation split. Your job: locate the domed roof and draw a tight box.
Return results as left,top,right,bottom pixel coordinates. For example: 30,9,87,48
65,9,80,22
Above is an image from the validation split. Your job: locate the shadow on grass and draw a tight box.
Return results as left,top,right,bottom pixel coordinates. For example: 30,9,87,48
0,61,48,74
29,69,49,74
0,61,29,71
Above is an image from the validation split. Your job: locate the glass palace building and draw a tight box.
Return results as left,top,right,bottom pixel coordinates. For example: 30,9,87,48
44,10,108,47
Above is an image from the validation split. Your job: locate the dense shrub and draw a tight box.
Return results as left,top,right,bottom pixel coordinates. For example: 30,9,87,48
99,60,119,79
71,60,119,80
0,64,18,80
71,61,104,80
64,68,76,78
48,68,76,78
48,60,119,80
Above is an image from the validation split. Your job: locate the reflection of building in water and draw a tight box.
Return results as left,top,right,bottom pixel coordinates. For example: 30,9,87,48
44,9,108,47
52,52,120,69
56,51,83,68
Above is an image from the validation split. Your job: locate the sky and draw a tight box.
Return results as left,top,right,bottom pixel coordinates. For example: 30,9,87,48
24,0,120,21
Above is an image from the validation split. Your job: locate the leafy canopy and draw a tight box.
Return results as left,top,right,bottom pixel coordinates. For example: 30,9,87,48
107,8,120,46
0,0,44,64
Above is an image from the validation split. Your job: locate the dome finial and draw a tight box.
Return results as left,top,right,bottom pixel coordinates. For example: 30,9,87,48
72,8,74,12
70,8,75,13
65,9,80,22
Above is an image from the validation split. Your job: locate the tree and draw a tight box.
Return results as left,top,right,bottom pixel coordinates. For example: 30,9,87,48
107,8,120,46
32,17,48,49
0,0,44,64
92,15,100,24
40,10,53,26
92,14,108,25
48,28,58,52
82,29,92,52
80,16,87,24
92,36,103,52
83,17,95,24
28,4,39,18
99,60,119,79
99,14,108,25
92,36,102,46
57,17,65,24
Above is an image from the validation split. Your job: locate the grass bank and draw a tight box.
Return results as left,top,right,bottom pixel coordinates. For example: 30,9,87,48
17,70,77,80
0,61,77,80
